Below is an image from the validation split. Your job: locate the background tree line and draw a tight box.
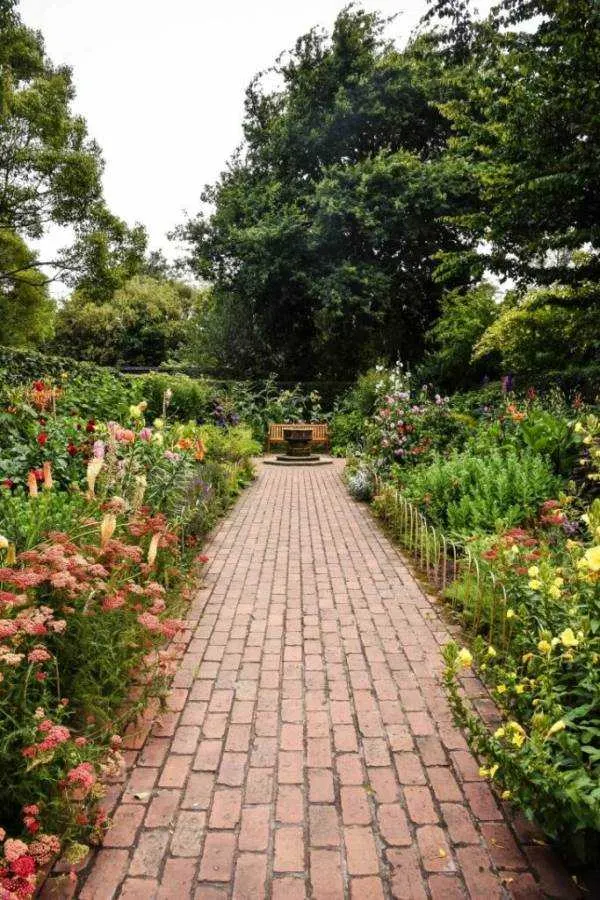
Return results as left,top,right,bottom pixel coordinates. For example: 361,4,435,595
1,0,599,384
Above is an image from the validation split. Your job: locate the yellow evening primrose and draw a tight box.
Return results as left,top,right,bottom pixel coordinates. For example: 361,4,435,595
545,720,566,738
501,790,511,800
479,766,489,778
548,585,561,600
529,579,542,590
489,764,499,778
583,546,600,572
553,577,564,588
153,418,165,430
494,727,505,739
515,684,526,694
457,648,473,668
537,639,551,654
560,628,578,648
496,684,507,694
511,731,526,748
506,608,516,619
0,535,8,550
527,565,539,578
487,646,497,657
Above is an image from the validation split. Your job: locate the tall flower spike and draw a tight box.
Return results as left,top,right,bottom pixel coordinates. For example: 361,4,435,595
86,458,104,498
27,471,38,497
147,532,160,566
100,514,117,548
42,461,53,491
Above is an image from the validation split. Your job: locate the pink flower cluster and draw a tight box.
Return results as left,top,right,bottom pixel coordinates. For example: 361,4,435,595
22,719,71,759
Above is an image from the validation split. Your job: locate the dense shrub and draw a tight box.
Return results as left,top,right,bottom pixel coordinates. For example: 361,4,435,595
400,448,563,537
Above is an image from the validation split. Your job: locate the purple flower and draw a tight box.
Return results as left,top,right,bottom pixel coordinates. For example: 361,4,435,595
164,450,180,462
139,427,153,442
93,440,105,459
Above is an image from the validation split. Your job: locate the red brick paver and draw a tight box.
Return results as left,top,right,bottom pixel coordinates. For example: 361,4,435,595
74,461,579,899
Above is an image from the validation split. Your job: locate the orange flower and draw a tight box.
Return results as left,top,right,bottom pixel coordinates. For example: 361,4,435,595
42,461,53,491
176,438,193,451
27,471,38,497
194,438,206,461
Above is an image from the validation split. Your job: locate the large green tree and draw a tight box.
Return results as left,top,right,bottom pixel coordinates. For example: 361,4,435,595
179,7,473,379
420,0,600,288
0,0,103,279
54,275,204,367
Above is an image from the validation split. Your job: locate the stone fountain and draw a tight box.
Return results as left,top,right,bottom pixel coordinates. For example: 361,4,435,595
264,426,333,466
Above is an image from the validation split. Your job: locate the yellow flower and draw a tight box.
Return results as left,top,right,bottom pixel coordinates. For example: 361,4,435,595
583,546,600,572
479,766,489,778
537,640,551,654
528,579,542,591
153,418,164,430
0,535,8,550
515,684,525,694
6,544,16,565
560,628,578,648
511,731,525,748
522,652,534,663
506,608,516,619
507,721,526,748
574,421,584,433
548,585,561,600
527,565,539,578
496,684,507,694
489,764,499,778
545,719,566,738
487,646,497,658
553,577,564,588
501,790,511,800
457,648,473,668
129,404,144,420
494,727,505,739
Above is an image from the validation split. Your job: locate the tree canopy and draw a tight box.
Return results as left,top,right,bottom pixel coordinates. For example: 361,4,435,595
54,275,204,367
178,7,473,380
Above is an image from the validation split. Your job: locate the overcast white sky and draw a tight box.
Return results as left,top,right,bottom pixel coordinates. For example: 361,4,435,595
19,1,435,271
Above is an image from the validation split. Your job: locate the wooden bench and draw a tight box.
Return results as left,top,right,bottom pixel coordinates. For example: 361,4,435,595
266,423,330,453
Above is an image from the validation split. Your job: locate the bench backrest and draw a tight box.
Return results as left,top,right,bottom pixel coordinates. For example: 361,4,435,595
268,423,329,439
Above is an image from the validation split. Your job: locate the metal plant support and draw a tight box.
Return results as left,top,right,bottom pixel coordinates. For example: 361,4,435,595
375,485,512,652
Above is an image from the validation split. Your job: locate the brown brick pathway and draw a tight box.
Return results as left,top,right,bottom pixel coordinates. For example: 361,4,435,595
75,461,580,899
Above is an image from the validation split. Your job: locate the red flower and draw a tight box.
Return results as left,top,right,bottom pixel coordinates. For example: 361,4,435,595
86,419,96,433
37,432,48,446
33,468,44,482
11,855,36,877
32,380,45,392
481,549,498,560
67,443,78,457
1,478,14,490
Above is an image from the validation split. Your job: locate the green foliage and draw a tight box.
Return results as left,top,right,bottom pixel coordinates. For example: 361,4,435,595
474,284,600,373
54,276,205,367
422,282,500,388
400,448,562,536
0,230,55,347
132,371,214,422
178,7,466,379
422,0,600,289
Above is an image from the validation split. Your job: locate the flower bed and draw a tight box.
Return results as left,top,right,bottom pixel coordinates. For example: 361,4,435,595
0,380,259,898
340,366,600,861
